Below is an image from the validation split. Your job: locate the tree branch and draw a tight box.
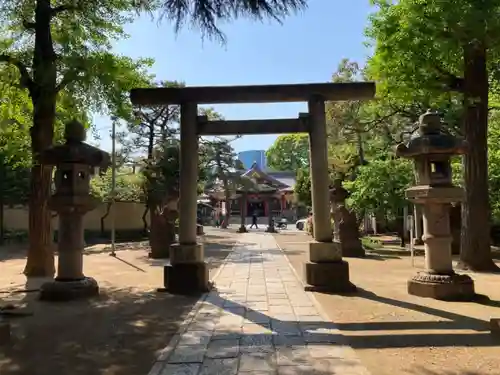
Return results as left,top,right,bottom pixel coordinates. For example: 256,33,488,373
56,67,85,92
0,54,34,93
434,64,464,91
22,19,36,29
51,4,80,16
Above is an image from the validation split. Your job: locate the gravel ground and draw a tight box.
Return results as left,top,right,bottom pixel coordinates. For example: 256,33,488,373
274,232,500,375
0,229,238,375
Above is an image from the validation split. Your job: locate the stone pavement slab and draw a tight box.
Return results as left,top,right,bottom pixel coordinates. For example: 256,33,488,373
148,233,371,375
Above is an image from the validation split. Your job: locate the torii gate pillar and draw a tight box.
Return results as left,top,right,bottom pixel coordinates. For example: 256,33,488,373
304,96,356,293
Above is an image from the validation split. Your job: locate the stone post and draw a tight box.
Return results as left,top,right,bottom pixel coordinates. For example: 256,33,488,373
56,212,85,280
304,96,355,293
413,205,424,245
238,193,248,233
178,102,199,244
265,195,277,233
422,204,453,273
396,110,475,301
308,97,332,243
163,102,209,295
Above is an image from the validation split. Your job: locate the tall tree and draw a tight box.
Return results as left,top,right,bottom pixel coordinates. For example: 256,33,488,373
120,80,184,161
0,0,153,276
294,167,311,207
367,0,500,271
201,138,239,228
119,80,183,235
266,134,309,171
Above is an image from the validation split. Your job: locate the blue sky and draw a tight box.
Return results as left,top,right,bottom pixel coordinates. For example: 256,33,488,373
91,0,373,153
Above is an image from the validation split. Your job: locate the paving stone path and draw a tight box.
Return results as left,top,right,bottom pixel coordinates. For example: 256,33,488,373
148,233,371,375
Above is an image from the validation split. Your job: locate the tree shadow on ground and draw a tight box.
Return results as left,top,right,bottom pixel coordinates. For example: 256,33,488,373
173,289,498,375
317,288,499,349
0,287,199,375
0,233,245,375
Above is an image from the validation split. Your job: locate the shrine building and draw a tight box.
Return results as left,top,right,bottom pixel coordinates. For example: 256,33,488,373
204,162,297,220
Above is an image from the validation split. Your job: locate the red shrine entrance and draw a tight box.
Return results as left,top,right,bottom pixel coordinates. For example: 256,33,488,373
206,162,295,219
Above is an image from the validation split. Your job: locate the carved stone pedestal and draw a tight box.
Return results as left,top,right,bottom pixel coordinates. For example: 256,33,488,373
407,272,475,301
237,226,248,233
160,243,210,295
304,242,356,293
40,277,99,301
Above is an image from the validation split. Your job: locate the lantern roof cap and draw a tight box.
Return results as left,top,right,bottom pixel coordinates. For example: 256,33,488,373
39,119,111,168
395,110,466,158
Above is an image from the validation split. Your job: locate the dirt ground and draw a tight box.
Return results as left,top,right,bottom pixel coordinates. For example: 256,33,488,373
274,232,500,375
0,230,238,375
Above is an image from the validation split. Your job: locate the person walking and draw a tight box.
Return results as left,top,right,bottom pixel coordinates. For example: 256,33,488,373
250,210,259,229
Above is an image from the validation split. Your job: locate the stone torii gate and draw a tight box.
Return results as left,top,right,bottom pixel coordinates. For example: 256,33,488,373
130,82,375,295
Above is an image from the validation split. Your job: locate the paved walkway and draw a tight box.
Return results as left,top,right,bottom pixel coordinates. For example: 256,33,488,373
148,233,370,375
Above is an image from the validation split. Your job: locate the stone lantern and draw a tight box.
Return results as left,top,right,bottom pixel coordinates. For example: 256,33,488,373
396,110,475,301
39,120,110,301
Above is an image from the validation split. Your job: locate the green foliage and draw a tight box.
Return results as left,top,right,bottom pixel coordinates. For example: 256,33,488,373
141,143,181,206
344,158,413,220
266,134,309,171
90,167,145,203
0,157,30,205
118,80,184,160
488,111,500,221
294,167,311,207
0,0,155,120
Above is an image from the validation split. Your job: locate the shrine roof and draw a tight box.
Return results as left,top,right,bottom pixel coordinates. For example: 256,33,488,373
240,162,295,188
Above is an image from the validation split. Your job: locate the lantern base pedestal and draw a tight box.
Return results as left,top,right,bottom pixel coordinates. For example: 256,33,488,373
408,272,476,301
39,276,99,301
161,262,210,296
237,226,248,233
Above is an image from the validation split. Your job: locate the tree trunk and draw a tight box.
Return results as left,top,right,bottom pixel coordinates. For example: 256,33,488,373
458,41,499,272
24,0,57,277
24,133,55,277
100,202,112,235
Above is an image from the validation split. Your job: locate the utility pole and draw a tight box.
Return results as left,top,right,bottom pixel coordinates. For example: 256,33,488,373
109,117,117,257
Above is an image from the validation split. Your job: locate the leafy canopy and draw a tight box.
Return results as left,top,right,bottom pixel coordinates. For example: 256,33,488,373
266,134,309,171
